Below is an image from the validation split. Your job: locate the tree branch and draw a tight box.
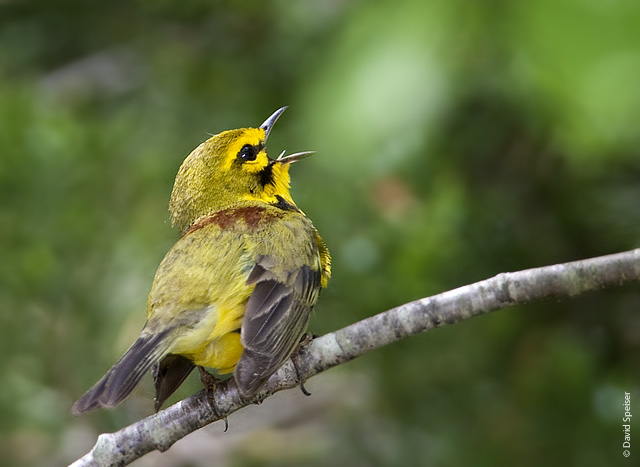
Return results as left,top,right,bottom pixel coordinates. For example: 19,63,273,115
71,248,640,466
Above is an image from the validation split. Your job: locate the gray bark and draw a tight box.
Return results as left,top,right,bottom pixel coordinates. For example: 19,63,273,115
71,248,640,466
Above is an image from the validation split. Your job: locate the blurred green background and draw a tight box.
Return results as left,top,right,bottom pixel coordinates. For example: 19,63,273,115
1,0,640,466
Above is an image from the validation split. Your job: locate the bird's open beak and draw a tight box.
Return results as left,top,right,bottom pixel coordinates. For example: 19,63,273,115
275,150,316,164
260,106,287,141
261,107,315,164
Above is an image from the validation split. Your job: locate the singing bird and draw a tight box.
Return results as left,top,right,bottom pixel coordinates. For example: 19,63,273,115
72,107,331,414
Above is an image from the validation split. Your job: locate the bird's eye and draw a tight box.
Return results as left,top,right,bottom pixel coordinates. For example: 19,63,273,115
237,144,257,162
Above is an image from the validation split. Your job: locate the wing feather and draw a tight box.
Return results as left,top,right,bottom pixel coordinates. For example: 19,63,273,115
234,261,321,397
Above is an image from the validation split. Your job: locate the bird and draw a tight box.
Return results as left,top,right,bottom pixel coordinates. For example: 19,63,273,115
72,107,331,415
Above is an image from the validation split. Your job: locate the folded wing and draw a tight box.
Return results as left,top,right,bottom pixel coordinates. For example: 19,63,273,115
234,260,321,396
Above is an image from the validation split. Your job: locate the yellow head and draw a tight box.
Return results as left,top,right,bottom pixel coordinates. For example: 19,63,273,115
169,107,313,233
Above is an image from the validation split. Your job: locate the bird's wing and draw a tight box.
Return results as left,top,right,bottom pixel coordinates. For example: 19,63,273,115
234,216,324,396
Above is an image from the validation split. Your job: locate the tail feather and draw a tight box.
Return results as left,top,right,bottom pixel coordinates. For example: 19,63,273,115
72,330,171,415
153,354,195,412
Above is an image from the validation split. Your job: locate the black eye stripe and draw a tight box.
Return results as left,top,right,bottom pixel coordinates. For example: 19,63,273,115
237,144,257,162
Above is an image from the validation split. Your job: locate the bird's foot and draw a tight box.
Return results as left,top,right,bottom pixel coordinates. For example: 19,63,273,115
291,332,315,396
198,366,228,432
